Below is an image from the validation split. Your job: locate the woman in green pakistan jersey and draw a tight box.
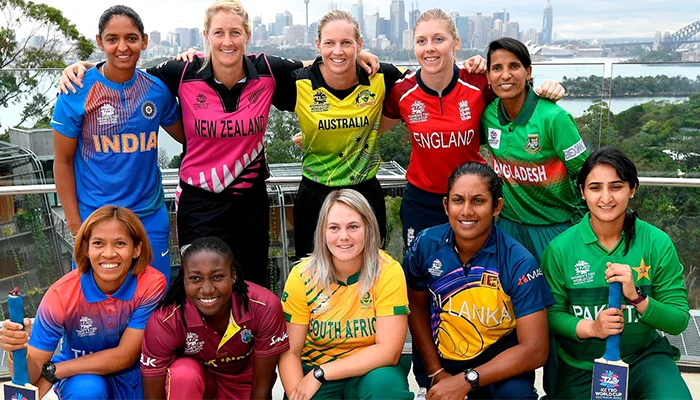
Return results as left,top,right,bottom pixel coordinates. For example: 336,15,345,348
541,147,691,399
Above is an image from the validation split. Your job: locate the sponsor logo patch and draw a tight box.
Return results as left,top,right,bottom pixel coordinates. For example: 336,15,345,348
564,139,586,161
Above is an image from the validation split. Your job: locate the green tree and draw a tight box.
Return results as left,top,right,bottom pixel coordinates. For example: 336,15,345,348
0,0,94,131
168,152,183,169
377,123,411,168
265,108,302,164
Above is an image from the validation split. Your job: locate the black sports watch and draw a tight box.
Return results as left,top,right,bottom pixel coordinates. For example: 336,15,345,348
312,366,327,383
626,286,647,306
464,368,479,392
41,361,59,384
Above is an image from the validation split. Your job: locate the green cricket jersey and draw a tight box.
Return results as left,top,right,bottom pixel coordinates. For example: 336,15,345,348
481,88,588,225
541,214,689,370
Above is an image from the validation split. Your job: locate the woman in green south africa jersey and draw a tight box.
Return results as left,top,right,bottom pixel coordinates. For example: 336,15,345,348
481,37,589,264
540,147,690,400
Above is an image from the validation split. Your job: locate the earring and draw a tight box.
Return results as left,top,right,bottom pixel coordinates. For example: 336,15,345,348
581,196,585,200
630,195,635,199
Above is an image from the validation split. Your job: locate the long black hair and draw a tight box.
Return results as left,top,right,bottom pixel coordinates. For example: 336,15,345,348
577,147,639,254
161,237,250,314
98,5,145,37
447,162,504,209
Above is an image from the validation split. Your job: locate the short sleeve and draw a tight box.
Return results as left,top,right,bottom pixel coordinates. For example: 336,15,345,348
374,256,409,316
402,231,429,291
266,54,304,83
28,288,65,352
281,265,311,325
51,91,86,138
157,83,180,127
128,273,166,329
379,63,405,96
549,108,588,179
140,308,181,377
383,82,402,120
146,59,188,97
504,250,555,319
253,295,290,357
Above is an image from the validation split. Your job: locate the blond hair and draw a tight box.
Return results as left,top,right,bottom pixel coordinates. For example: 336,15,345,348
317,10,362,43
302,189,381,297
200,0,251,72
414,8,460,63
73,206,152,276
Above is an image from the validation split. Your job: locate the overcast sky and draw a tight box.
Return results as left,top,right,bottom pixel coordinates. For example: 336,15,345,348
26,0,700,40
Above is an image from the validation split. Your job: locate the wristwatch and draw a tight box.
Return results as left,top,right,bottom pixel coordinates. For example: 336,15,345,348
626,286,647,306
464,368,479,392
41,361,59,384
312,366,327,383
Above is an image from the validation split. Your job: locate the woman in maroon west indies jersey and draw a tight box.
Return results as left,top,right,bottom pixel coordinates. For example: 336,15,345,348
140,237,289,400
59,0,378,289
382,9,565,253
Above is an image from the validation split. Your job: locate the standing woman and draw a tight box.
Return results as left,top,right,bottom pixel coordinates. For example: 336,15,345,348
383,9,565,250
141,237,289,400
541,147,691,399
276,10,403,260
0,206,166,400
52,5,183,284
279,189,412,400
481,37,588,264
403,162,553,400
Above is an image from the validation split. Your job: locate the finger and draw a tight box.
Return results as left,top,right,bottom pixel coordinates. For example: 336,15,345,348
64,80,76,95
2,320,24,330
77,67,85,83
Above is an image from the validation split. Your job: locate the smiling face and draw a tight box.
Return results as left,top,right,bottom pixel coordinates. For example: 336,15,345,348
413,18,460,76
444,174,503,245
96,15,147,74
183,250,234,319
316,19,362,77
88,219,142,294
205,10,248,70
487,49,532,101
325,202,366,269
582,164,636,226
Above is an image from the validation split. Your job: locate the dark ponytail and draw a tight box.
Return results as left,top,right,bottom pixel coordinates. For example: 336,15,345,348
161,237,250,315
578,147,639,255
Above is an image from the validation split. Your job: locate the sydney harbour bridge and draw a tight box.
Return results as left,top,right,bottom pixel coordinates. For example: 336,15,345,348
603,20,700,50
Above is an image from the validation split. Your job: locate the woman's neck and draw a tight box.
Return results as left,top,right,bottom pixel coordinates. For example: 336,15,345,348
101,62,135,84
419,65,454,96
319,63,359,90
454,227,491,265
203,299,233,334
590,214,625,251
333,258,362,284
212,61,245,89
501,88,528,121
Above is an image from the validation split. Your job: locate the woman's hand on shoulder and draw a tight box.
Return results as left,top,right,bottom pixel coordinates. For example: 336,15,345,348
535,80,566,101
0,318,31,352
59,62,88,95
289,370,322,400
463,55,486,74
292,132,303,150
357,50,380,77
427,372,469,400
174,48,200,63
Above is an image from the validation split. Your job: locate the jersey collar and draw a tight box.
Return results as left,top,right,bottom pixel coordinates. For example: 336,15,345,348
95,61,140,90
183,293,252,328
447,223,499,255
80,268,138,303
496,86,539,126
336,271,360,286
200,55,259,82
416,64,459,98
308,56,371,91
579,212,627,245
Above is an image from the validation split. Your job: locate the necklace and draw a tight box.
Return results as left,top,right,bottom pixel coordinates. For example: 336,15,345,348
101,63,106,77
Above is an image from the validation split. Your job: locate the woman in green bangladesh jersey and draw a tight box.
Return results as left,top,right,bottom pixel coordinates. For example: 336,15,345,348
481,38,589,264
541,147,691,399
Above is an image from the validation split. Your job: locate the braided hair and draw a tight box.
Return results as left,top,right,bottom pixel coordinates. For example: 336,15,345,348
161,237,250,314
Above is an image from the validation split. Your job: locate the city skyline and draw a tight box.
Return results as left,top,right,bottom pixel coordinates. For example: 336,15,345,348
19,0,699,41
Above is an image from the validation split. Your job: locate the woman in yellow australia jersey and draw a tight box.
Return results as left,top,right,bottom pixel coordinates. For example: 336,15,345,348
279,189,412,400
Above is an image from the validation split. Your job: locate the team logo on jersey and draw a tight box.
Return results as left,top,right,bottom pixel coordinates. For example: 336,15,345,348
487,128,501,149
76,316,97,337
240,328,253,343
408,100,429,123
459,100,472,121
141,100,157,119
429,259,443,277
185,332,205,354
481,272,500,288
525,134,541,154
406,227,415,247
97,103,118,126
247,88,264,106
311,293,332,315
354,89,377,108
571,260,595,285
310,92,330,112
360,292,373,307
632,259,651,281
194,93,209,110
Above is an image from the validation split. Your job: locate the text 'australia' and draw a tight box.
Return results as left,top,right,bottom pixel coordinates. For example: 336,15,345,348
317,116,370,131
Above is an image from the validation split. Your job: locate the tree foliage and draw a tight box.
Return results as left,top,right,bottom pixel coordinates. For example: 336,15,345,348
168,153,183,169
265,108,302,164
561,75,700,98
0,0,94,131
377,122,411,169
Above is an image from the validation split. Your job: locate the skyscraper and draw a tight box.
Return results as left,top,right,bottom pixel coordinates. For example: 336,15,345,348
493,9,509,24
150,31,161,47
540,0,553,44
365,12,379,40
455,15,468,49
408,2,419,32
351,0,365,38
390,0,406,46
276,10,293,36
505,22,519,40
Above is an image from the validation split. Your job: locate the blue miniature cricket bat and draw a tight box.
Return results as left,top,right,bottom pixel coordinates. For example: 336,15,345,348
2,287,39,400
591,281,628,400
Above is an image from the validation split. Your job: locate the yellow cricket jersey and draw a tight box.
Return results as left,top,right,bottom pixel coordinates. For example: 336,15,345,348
282,251,409,365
